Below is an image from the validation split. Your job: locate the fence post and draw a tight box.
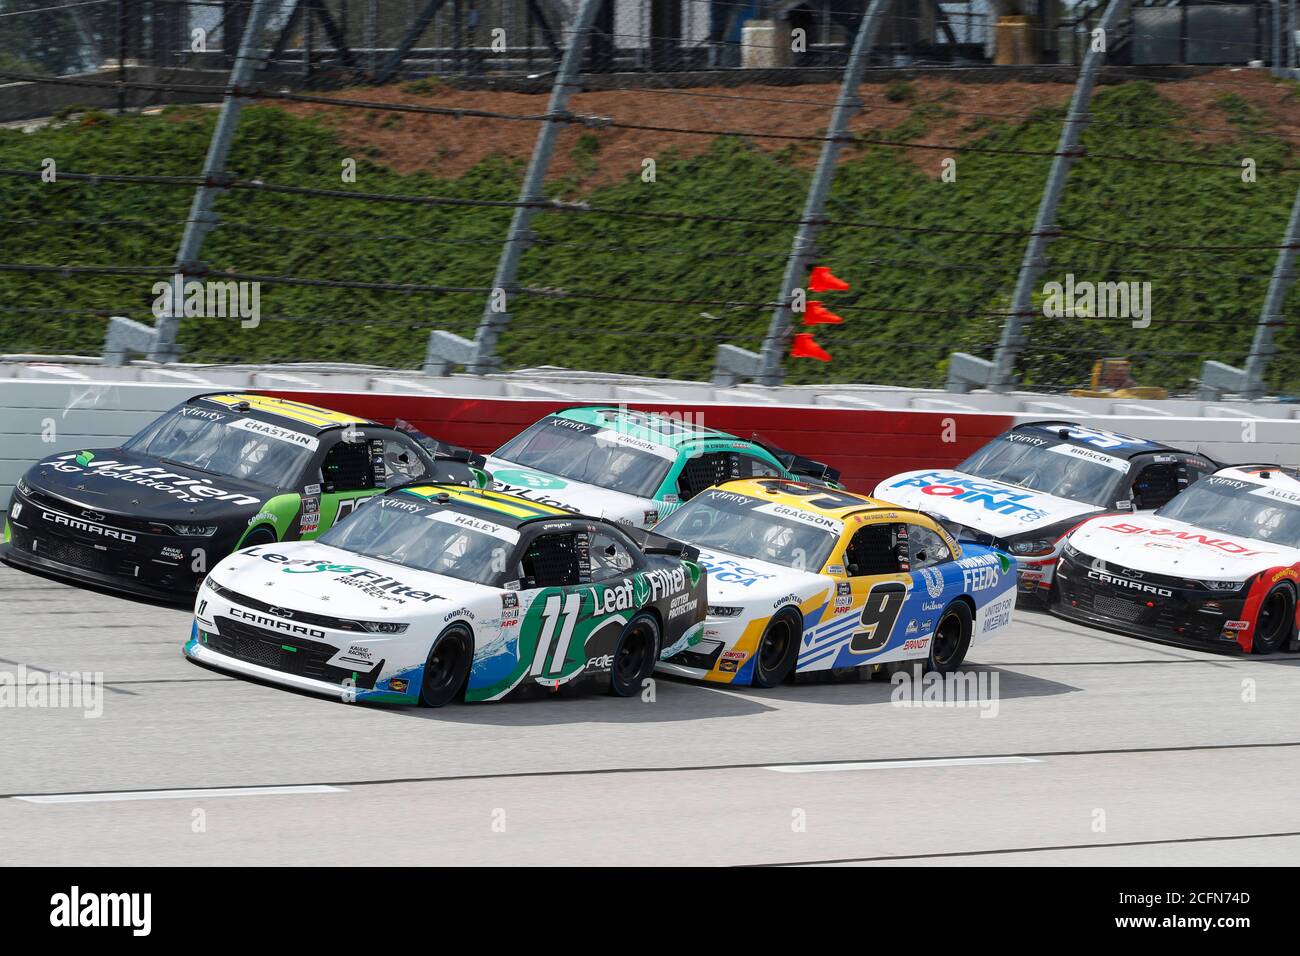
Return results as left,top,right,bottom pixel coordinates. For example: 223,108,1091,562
103,0,273,365
711,0,895,388
946,0,1124,393
1200,182,1300,400
423,0,603,375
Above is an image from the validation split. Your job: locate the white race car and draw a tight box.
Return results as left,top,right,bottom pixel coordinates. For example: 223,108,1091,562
185,483,707,705
1052,466,1300,654
875,421,1217,605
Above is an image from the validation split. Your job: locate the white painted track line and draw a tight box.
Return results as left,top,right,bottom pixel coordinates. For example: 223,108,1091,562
763,756,1042,773
14,785,346,804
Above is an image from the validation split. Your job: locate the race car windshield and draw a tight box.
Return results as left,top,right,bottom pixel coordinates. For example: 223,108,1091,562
318,502,506,585
124,407,313,487
493,419,672,498
655,495,837,571
1155,480,1300,544
958,437,1125,507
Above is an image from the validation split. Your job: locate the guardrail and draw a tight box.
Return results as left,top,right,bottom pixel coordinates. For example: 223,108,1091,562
3,374,1298,513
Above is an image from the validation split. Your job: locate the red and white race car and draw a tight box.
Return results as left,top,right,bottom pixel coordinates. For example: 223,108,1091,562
1050,466,1300,654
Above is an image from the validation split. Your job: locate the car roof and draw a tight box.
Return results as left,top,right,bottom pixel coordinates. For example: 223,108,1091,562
1008,421,1183,459
708,478,900,521
392,483,572,526
1210,465,1300,493
552,405,746,450
193,392,376,435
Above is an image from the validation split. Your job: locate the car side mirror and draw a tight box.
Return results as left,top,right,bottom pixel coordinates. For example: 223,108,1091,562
847,562,859,576
915,549,927,563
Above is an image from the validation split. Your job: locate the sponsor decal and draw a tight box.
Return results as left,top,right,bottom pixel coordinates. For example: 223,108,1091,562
981,594,1014,632
668,593,699,620
772,593,800,609
376,497,419,514
1224,620,1250,631
902,636,931,652
40,510,138,543
919,565,944,599
299,511,320,534
961,563,1001,594
754,501,841,532
697,554,776,587
586,654,615,669
229,606,326,640
719,659,739,673
1087,569,1173,597
304,483,322,495
1100,522,1269,557
721,650,747,661
248,510,278,526
444,608,475,622
347,645,373,660
429,509,520,543
248,549,444,603
492,468,567,491
229,417,320,451
887,472,1049,523
834,581,852,613
48,455,260,507
1272,568,1299,583
905,620,919,635
160,546,183,560
1049,443,1129,473
1251,485,1300,506
389,678,409,693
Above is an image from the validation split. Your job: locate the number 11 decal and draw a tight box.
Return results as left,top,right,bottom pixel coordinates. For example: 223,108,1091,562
530,591,582,676
849,581,908,655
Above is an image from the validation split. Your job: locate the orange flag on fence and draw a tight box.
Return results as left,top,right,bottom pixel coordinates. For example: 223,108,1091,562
803,301,844,325
791,333,831,361
808,266,850,292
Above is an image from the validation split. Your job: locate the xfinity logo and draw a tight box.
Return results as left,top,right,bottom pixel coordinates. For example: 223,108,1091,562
50,886,151,936
1088,570,1173,597
229,607,326,639
42,510,137,543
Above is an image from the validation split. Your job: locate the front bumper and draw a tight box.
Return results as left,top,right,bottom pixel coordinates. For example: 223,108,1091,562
188,586,425,703
3,491,213,603
1050,552,1249,652
658,618,756,684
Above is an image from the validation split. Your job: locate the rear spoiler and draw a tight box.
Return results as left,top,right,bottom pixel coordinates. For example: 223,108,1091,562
395,419,489,471
624,527,700,563
752,438,842,488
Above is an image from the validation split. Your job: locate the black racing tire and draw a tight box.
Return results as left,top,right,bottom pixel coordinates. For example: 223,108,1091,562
242,525,276,547
927,600,973,674
419,625,473,707
1252,584,1295,655
609,612,661,697
752,610,801,688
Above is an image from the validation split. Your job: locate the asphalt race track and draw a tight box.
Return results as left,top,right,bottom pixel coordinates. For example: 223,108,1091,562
3,563,1300,866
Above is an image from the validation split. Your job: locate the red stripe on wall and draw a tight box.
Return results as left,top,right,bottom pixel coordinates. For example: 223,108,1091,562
259,391,1016,493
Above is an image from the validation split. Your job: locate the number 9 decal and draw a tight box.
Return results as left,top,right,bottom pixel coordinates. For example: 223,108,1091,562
849,581,908,655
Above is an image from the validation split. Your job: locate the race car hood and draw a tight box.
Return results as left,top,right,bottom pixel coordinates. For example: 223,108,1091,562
693,547,827,607
1067,514,1300,582
208,540,498,615
484,457,657,526
22,447,269,523
874,469,1103,539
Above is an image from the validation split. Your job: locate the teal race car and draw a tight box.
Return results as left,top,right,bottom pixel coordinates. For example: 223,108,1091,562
484,406,840,529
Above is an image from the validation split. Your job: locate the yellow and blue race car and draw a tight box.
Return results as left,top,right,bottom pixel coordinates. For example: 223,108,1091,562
652,478,1017,686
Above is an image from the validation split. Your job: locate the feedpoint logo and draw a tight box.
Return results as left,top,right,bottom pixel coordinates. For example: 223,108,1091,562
920,566,944,599
495,468,565,490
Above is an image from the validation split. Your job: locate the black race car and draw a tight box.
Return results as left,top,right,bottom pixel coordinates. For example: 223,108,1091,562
1,392,488,603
